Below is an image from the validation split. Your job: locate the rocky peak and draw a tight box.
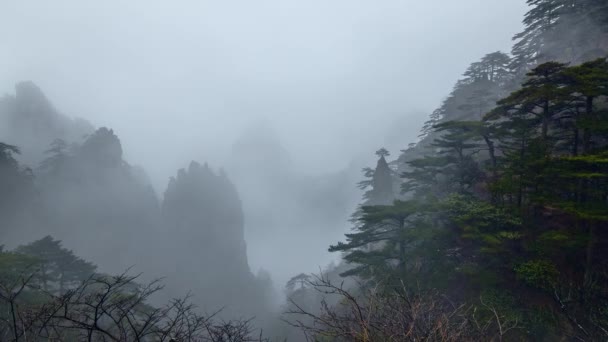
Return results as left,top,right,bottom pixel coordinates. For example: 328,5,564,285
78,127,123,167
14,81,55,118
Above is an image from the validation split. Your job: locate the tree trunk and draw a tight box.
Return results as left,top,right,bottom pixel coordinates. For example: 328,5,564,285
483,135,498,178
399,240,407,275
10,300,18,342
483,135,499,203
573,128,579,157
582,96,594,155
399,218,407,275
584,221,596,286
582,96,594,286
517,138,526,208
542,100,550,144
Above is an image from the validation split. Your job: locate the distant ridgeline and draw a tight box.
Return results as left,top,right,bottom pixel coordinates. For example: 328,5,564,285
0,82,94,166
0,84,270,319
397,0,608,170
325,1,608,340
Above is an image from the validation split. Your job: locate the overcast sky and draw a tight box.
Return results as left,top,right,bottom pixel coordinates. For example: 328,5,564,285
1,0,528,189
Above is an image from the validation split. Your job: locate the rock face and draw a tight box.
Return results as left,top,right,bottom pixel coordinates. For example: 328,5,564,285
78,127,124,168
162,161,248,272
366,155,395,206
0,81,94,167
33,127,160,274
0,82,273,321
160,162,270,318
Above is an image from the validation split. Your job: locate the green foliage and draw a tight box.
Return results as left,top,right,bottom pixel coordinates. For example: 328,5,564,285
514,260,559,290
478,289,522,322
511,0,608,68
339,53,608,339
330,199,441,282
443,194,522,248
403,122,485,196
15,236,97,294
0,251,40,287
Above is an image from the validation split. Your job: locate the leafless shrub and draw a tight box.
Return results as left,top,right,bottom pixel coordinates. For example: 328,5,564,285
283,274,519,342
0,268,266,342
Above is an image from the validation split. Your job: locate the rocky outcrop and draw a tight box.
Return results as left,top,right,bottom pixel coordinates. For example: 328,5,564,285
160,161,271,318
0,81,93,167
0,83,274,321
34,127,160,274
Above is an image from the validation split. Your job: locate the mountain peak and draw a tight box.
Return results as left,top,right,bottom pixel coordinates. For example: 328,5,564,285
14,81,55,117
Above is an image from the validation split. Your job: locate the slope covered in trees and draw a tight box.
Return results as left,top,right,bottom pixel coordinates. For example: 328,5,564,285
0,237,265,341
2,1,608,340
315,2,608,340
0,83,274,334
0,143,35,240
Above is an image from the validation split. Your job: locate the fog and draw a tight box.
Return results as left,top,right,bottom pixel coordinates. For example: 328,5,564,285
2,0,526,177
1,0,527,333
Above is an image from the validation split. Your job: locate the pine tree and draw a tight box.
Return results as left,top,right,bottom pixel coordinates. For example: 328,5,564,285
39,139,70,176
512,0,608,70
512,0,565,69
402,124,483,196
486,109,541,208
481,52,514,84
16,236,96,294
561,58,608,155
464,51,512,84
457,87,500,120
434,120,499,188
329,200,433,280
0,142,33,237
494,62,568,145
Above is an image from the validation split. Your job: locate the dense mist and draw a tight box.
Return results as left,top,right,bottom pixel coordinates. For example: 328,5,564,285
1,1,527,179
6,0,606,341
1,0,526,286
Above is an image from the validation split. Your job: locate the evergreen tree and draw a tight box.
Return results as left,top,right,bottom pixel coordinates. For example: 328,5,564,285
493,62,568,145
481,51,513,84
457,87,500,120
402,124,483,196
39,139,70,176
16,236,97,294
329,200,434,281
371,55,608,339
512,0,566,69
487,110,541,208
0,142,34,238
464,51,512,84
512,0,608,69
561,58,608,155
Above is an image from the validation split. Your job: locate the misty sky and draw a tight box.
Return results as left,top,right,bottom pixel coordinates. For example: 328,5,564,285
1,0,528,189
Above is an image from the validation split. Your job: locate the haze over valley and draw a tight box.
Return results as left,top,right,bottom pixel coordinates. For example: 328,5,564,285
2,1,608,340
